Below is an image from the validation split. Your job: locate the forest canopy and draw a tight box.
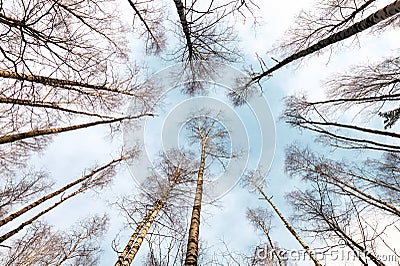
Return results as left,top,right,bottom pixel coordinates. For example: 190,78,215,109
0,0,399,265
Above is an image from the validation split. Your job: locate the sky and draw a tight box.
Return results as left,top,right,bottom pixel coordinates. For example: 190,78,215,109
5,0,400,265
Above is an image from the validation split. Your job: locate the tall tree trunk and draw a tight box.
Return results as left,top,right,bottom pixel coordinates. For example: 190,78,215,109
0,186,85,243
251,1,400,83
255,184,322,266
0,69,133,96
0,114,151,145
172,0,194,60
0,159,122,227
116,167,182,266
0,97,113,119
122,201,164,265
115,209,154,266
185,140,206,265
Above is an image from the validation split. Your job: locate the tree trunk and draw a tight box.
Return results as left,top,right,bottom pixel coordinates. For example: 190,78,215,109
0,186,85,243
0,97,113,119
116,167,182,266
0,69,133,96
185,140,206,265
256,185,322,266
251,1,400,83
0,159,122,227
0,114,150,145
122,202,164,265
115,209,154,266
172,0,194,60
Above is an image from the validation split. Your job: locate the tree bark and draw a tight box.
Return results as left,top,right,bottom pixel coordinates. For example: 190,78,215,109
256,185,322,266
185,140,206,265
0,159,122,227
172,0,194,60
0,186,85,243
115,209,154,266
122,202,164,265
0,114,151,145
251,1,400,83
0,69,134,96
116,167,182,266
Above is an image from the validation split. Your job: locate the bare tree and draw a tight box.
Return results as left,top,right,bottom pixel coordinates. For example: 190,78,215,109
184,113,233,265
284,145,400,265
0,157,124,228
247,1,400,87
0,170,53,218
287,187,386,266
0,113,152,146
0,214,109,265
247,208,283,266
285,145,400,217
365,152,400,204
0,0,134,119
243,171,322,266
282,95,400,153
115,150,195,266
171,0,258,63
273,0,378,58
0,0,155,173
279,53,400,154
281,55,400,151
0,156,124,243
126,0,167,55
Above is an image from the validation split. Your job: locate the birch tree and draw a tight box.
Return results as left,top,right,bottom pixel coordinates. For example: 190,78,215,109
283,96,400,153
285,145,400,217
243,171,322,266
287,188,386,266
0,0,154,173
272,0,378,57
171,0,258,63
0,157,124,228
247,208,284,266
246,0,400,88
282,55,400,152
0,215,108,265
115,150,195,266
0,156,124,243
0,170,52,218
285,145,400,265
183,114,234,265
0,0,135,120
